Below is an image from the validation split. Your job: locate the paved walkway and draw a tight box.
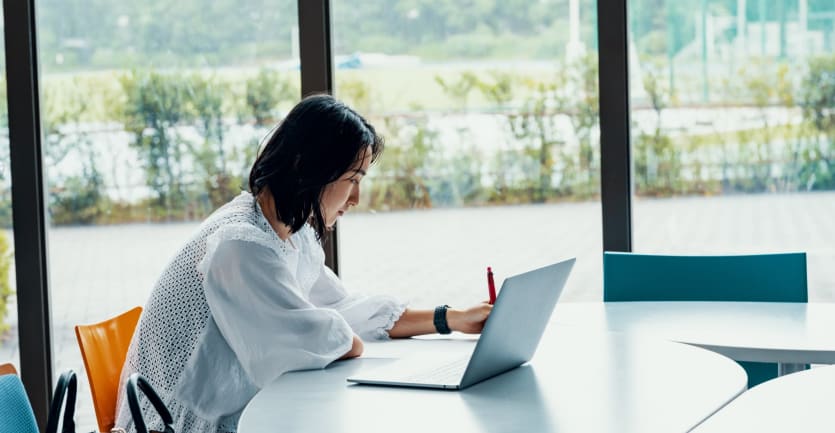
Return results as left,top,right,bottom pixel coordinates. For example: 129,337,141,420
2,192,834,429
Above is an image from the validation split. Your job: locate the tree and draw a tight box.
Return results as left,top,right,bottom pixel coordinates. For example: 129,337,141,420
552,53,600,198
244,69,297,127
120,70,191,214
186,74,236,210
365,116,436,210
799,55,835,189
634,62,682,196
43,79,108,224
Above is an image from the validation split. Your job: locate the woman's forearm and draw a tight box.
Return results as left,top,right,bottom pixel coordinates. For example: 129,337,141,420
387,308,474,338
387,308,436,338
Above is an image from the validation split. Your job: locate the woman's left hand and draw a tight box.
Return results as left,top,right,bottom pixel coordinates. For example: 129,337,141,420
447,302,493,334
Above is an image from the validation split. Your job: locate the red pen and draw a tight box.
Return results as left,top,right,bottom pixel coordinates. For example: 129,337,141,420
487,266,497,304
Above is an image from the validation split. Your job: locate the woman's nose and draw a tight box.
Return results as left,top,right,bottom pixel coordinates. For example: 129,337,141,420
348,186,360,206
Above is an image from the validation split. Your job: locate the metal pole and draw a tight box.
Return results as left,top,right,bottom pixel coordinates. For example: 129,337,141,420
759,0,767,55
798,0,807,58
737,0,747,57
778,0,786,59
702,0,709,102
567,0,585,59
667,3,676,96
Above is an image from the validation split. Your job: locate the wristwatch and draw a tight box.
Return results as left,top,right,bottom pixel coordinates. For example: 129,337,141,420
433,305,452,334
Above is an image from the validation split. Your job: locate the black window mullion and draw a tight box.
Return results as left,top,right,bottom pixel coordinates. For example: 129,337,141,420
3,0,54,428
297,0,340,273
597,0,633,252
298,0,333,96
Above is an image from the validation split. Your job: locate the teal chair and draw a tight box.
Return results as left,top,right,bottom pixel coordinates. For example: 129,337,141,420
603,251,808,388
0,368,78,433
0,373,38,433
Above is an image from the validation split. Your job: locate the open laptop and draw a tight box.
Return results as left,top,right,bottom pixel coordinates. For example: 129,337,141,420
347,257,575,390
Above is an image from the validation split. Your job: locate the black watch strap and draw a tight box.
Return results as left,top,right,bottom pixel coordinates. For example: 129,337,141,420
433,305,452,334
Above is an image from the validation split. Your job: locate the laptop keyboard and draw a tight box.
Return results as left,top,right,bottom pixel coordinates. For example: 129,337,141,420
403,357,469,384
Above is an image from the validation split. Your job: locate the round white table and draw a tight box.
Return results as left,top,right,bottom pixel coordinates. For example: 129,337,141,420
692,364,835,432
239,328,746,433
552,302,835,373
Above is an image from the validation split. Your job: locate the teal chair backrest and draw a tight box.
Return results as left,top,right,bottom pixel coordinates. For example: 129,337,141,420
603,252,807,302
603,251,808,388
0,374,40,433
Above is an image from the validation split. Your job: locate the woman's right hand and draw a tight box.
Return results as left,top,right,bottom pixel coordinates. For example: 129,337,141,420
340,335,364,359
448,302,493,334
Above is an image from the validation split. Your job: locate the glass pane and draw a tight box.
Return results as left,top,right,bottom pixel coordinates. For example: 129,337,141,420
333,1,602,306
0,3,21,372
630,0,835,299
36,1,300,428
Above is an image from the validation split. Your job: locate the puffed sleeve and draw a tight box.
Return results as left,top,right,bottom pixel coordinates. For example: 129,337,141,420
308,265,407,341
199,232,354,388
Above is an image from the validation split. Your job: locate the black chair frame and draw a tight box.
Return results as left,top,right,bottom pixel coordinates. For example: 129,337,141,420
45,370,77,433
127,373,175,433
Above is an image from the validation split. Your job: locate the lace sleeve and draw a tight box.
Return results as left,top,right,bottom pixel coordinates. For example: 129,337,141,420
199,235,354,387
308,265,408,340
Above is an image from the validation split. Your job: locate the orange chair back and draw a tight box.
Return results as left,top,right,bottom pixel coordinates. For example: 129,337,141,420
75,306,142,433
0,362,17,376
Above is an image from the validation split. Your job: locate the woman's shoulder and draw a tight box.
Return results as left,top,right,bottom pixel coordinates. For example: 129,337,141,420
203,192,267,231
198,219,290,277
213,191,258,219
210,221,275,247
200,192,285,250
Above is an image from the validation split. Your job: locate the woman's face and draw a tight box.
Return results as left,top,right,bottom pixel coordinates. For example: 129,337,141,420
320,146,373,228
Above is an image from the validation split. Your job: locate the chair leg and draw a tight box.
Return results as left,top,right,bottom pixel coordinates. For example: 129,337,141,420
778,363,808,376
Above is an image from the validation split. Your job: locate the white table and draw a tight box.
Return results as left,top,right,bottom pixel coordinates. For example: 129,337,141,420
552,302,835,374
692,364,835,432
239,328,746,433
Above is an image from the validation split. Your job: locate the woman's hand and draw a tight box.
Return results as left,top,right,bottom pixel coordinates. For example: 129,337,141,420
339,335,364,359
447,302,493,334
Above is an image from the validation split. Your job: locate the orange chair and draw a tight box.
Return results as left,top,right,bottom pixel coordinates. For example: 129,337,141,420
0,362,17,376
75,306,142,433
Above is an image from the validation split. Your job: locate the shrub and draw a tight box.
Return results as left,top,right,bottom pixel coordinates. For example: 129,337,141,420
244,69,297,126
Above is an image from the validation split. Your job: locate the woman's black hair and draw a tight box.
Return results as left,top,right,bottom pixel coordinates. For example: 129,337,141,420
249,94,384,241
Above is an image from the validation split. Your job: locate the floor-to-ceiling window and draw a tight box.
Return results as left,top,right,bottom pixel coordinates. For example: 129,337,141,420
332,0,602,305
0,2,20,372
35,0,301,427
7,0,835,425
629,0,835,299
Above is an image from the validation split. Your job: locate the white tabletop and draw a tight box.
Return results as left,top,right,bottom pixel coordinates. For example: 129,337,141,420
552,302,835,364
239,328,746,433
693,364,835,433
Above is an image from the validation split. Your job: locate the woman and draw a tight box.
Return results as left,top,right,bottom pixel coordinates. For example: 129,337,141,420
114,95,492,433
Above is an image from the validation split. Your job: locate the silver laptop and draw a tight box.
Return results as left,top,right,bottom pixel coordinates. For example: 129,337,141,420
347,258,575,390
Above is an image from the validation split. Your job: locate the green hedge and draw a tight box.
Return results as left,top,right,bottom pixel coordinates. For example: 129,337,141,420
0,54,833,225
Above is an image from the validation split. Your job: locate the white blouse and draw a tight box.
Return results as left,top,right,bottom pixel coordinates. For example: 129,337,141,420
114,192,406,433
